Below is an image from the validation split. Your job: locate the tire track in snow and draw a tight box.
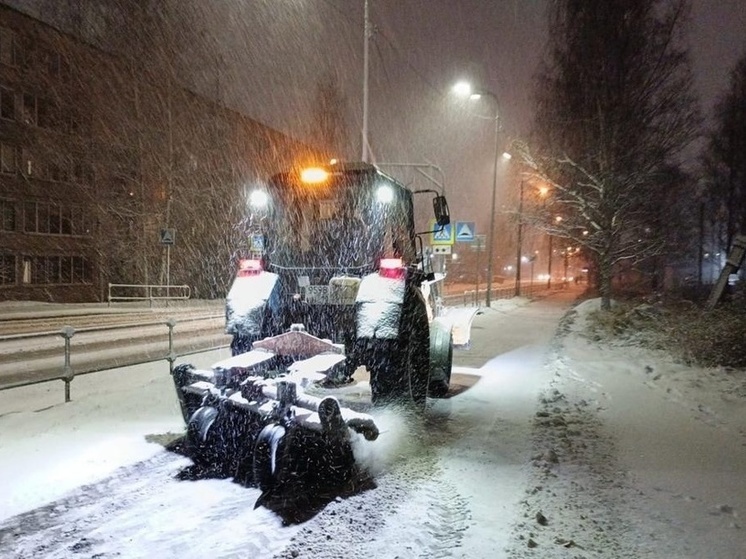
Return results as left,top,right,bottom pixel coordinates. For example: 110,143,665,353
0,450,298,559
274,411,471,559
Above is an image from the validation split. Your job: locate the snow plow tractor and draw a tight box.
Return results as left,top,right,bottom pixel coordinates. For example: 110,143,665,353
171,162,454,505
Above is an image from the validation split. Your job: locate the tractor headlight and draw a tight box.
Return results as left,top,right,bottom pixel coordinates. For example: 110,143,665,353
249,189,269,209
375,184,394,204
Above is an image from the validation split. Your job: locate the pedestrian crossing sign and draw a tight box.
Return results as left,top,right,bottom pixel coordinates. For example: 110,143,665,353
430,220,454,245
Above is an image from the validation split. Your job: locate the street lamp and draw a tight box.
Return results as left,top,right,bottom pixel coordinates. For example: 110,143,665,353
515,179,524,296
361,0,371,162
452,80,504,306
549,215,563,289
536,186,550,289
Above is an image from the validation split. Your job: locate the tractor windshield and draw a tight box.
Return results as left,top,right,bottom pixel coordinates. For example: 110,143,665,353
258,170,415,272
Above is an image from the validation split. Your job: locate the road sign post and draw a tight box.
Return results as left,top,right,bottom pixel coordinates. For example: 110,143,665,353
471,234,486,305
160,228,176,300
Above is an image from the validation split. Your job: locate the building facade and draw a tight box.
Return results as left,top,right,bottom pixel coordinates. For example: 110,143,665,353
0,4,318,302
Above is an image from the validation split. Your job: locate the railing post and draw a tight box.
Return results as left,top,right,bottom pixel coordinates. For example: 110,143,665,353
166,318,177,374
60,326,75,403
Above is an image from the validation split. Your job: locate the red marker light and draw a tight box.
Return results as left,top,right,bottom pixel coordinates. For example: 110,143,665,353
379,258,406,279
237,259,263,277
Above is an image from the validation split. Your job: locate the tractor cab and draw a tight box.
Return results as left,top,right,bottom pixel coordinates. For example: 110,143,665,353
249,162,427,277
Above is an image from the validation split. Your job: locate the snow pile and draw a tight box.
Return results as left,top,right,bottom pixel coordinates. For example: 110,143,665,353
0,351,223,523
505,297,746,558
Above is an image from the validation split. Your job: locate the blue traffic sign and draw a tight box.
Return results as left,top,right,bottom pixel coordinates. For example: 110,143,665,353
430,221,454,245
455,221,476,242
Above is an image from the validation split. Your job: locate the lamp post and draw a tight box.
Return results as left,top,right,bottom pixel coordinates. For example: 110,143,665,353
514,179,524,297
537,185,550,289
452,81,503,306
549,215,562,289
547,235,553,289
361,0,371,162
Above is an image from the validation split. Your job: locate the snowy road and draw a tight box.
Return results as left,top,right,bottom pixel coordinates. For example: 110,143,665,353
0,290,576,558
3,287,741,558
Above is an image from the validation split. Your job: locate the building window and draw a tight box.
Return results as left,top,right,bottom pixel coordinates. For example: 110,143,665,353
21,255,90,285
49,157,70,182
68,110,90,138
1,141,16,174
38,97,59,129
21,92,59,129
0,253,15,285
0,199,15,231
0,85,14,120
0,27,20,67
21,147,37,178
44,48,60,76
72,256,89,283
23,201,90,236
22,93,37,125
73,161,93,185
24,43,70,81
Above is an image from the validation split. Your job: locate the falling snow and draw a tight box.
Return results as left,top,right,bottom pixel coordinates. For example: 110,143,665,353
1,292,744,558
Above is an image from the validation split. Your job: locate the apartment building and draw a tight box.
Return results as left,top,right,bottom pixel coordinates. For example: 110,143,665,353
0,4,318,303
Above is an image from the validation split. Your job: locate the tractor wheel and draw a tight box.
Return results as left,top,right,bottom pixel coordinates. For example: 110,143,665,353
428,327,453,398
253,424,289,495
369,344,403,406
406,295,431,410
369,290,431,410
184,405,219,468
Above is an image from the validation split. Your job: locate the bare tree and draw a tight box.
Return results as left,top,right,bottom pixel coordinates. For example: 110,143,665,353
520,0,700,309
702,49,746,260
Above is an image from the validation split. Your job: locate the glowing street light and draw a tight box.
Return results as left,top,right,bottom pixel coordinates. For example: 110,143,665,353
452,80,504,306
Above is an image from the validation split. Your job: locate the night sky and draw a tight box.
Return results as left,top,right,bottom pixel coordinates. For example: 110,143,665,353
4,0,745,229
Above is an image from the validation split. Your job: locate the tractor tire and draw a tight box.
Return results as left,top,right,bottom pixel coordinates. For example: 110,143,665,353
368,342,404,406
369,289,431,410
253,424,289,495
428,327,453,398
406,293,431,410
184,405,219,468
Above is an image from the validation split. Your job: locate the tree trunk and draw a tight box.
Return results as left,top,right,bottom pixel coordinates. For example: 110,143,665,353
599,252,613,311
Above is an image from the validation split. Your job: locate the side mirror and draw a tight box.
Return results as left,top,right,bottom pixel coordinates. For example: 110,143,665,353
433,195,450,227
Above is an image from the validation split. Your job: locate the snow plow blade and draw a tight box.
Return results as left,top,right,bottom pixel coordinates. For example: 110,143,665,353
171,330,380,507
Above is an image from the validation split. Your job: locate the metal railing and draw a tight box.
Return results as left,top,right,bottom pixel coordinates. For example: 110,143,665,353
107,283,191,307
0,314,228,402
444,282,550,307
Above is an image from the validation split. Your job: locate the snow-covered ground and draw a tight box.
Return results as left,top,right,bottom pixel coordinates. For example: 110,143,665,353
1,292,744,558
